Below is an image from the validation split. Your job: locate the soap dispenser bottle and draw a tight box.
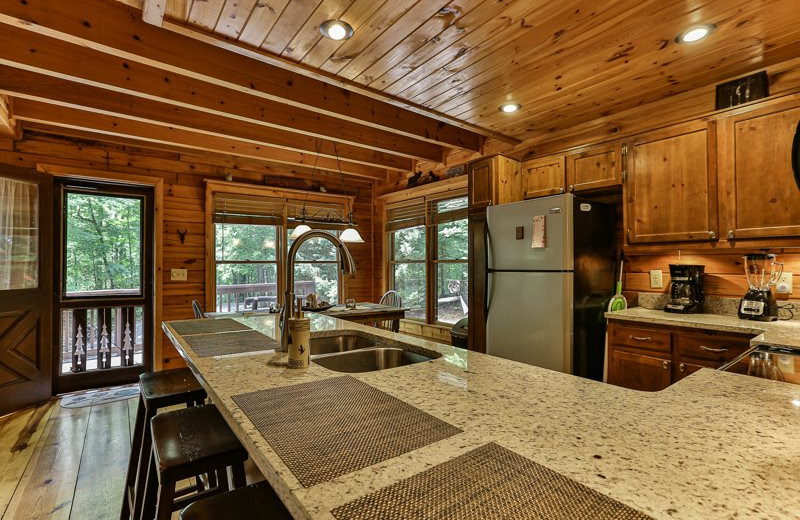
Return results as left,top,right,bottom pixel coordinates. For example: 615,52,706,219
287,297,310,369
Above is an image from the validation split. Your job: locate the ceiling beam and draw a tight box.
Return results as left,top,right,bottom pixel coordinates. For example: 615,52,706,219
0,25,443,163
0,0,484,152
0,66,414,172
141,0,166,27
12,98,389,180
0,94,19,139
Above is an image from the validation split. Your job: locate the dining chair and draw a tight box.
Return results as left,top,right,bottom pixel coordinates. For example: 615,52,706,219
191,300,207,319
374,290,402,331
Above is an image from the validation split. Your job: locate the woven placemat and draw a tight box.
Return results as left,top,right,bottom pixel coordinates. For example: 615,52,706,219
183,330,278,357
232,376,462,487
169,318,251,336
332,443,654,520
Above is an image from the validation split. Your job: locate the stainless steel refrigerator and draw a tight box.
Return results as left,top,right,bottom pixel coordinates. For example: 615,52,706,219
485,194,615,380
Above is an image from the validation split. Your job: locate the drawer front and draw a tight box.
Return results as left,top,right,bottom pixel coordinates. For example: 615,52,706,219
676,333,751,362
610,324,671,352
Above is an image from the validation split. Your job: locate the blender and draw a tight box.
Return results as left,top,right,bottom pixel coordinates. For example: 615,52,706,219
738,254,783,321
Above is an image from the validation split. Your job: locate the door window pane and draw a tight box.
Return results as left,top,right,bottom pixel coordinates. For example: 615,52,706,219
288,230,339,305
392,263,426,320
435,263,468,324
0,178,38,290
65,193,142,296
288,232,337,261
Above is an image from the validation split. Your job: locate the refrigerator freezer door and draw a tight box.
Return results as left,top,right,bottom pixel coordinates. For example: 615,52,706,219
486,271,573,373
486,195,573,271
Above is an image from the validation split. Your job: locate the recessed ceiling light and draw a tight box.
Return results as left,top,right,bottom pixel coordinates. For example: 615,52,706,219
320,19,354,41
675,24,716,44
499,102,521,113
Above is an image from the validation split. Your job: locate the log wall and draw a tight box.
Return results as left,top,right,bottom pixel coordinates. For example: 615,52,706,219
0,131,377,369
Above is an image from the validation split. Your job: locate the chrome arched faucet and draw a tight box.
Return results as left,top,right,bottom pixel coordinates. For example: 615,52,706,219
280,231,356,352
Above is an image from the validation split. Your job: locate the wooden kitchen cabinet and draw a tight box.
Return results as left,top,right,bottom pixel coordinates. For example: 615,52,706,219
608,348,672,391
718,100,800,240
522,154,566,199
607,321,753,391
468,157,495,210
624,121,718,244
566,142,622,192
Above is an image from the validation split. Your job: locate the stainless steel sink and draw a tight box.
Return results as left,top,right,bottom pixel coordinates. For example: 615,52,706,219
309,333,380,355
312,347,436,373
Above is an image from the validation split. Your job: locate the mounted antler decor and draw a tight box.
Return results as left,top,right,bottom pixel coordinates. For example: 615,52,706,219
177,228,188,244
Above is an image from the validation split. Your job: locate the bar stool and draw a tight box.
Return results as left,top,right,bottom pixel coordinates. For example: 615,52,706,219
120,368,207,520
179,481,293,519
141,404,249,520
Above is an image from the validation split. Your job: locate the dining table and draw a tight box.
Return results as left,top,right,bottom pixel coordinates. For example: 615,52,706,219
316,302,409,332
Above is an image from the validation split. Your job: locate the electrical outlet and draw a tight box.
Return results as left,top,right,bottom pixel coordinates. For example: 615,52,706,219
649,269,663,289
170,268,188,281
775,273,793,294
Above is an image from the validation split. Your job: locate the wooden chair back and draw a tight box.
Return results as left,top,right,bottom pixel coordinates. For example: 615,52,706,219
375,291,402,331
191,300,207,319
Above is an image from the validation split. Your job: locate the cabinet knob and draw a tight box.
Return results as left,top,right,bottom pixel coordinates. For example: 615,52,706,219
568,184,574,192
679,363,686,373
727,229,735,239
559,187,565,194
662,360,670,370
708,231,716,240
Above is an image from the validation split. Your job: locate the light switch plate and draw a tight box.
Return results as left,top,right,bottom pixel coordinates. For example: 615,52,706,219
170,268,188,281
649,269,663,289
776,273,793,294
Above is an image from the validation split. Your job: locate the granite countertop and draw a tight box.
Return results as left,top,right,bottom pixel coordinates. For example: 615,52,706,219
605,307,800,350
163,314,800,520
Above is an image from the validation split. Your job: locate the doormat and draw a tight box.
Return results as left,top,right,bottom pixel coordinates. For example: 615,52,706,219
60,383,140,408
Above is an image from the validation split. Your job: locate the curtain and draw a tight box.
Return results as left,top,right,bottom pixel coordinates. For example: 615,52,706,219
0,178,38,290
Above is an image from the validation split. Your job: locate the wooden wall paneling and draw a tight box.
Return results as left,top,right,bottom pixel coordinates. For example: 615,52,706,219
0,94,20,139
0,0,485,152
213,0,259,39
717,100,800,240
622,251,800,300
187,0,226,30
2,131,377,370
625,121,718,244
238,0,292,47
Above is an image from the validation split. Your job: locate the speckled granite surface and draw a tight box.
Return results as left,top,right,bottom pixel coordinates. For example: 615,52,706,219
605,307,800,350
163,314,800,520
636,293,800,321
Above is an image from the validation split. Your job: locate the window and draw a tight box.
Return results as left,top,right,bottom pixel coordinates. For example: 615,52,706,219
208,187,351,312
287,229,341,305
0,178,38,290
389,225,426,320
215,223,279,311
385,190,468,325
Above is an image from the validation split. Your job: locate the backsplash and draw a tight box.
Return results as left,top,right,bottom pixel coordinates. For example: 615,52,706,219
636,292,800,321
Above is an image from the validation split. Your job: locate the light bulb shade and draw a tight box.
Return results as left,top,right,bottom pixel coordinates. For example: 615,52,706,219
290,224,312,239
340,227,364,243
320,19,354,41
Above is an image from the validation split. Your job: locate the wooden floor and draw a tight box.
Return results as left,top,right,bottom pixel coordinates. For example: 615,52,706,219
0,397,135,520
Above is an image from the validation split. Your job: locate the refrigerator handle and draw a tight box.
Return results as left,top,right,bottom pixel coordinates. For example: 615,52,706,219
484,222,494,316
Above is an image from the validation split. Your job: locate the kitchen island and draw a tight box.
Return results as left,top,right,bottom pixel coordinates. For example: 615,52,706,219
163,314,800,520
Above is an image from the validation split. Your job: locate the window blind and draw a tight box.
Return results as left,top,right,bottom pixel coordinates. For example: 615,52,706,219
385,199,426,231
427,189,468,225
212,193,285,225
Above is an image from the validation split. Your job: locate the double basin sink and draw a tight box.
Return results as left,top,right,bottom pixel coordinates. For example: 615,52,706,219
308,332,439,373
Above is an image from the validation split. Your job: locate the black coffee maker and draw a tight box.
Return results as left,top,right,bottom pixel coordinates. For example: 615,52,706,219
664,264,705,313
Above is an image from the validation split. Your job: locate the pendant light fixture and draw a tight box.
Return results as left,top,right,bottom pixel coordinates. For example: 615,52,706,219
289,223,311,239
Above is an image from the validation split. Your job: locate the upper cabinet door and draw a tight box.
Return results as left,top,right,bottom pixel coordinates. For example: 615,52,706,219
522,154,565,199
468,157,495,211
566,142,621,192
718,101,800,240
625,122,718,244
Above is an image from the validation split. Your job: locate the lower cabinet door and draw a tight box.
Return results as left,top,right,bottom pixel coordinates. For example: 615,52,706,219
608,348,672,391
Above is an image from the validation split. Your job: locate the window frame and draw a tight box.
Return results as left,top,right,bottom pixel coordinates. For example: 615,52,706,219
287,228,343,305
383,184,469,326
205,181,354,313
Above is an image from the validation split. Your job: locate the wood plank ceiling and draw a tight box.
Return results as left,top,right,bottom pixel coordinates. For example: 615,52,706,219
2,0,800,176
0,0,488,182
131,0,800,145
